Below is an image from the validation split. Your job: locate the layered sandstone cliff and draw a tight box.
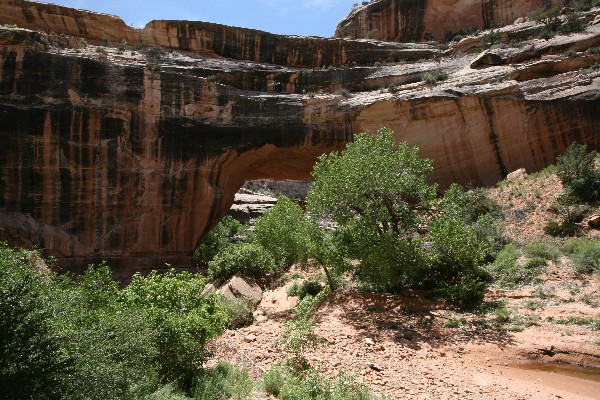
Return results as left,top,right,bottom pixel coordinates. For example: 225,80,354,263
0,0,599,274
335,0,570,42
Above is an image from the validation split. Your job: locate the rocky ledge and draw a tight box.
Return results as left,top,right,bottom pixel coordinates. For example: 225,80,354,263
0,0,599,274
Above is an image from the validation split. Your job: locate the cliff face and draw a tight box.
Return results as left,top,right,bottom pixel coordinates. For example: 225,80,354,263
0,0,439,67
0,1,599,274
335,0,568,42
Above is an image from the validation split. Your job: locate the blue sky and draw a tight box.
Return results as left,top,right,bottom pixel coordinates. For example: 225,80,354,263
51,0,358,37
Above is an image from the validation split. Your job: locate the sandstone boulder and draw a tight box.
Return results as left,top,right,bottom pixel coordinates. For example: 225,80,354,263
587,215,600,229
506,168,528,181
217,275,264,305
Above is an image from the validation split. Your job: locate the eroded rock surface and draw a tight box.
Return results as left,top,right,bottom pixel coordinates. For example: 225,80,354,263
0,1,599,274
335,0,568,42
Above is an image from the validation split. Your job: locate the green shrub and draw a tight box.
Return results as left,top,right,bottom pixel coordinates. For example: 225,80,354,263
544,219,576,237
207,242,275,281
121,270,228,390
423,217,491,309
556,142,600,202
421,70,449,84
262,364,287,397
255,197,312,267
221,297,255,328
563,238,600,274
481,30,502,48
286,277,324,300
194,361,253,400
525,241,559,261
0,245,72,400
195,215,244,264
560,12,584,32
487,244,542,287
263,365,380,400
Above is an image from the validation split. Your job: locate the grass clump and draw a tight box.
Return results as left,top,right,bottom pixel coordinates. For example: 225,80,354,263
421,70,449,84
525,241,559,261
487,244,543,288
263,364,382,400
563,238,600,274
194,361,253,400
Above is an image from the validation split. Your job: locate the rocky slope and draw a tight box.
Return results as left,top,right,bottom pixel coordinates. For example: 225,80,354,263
0,0,599,273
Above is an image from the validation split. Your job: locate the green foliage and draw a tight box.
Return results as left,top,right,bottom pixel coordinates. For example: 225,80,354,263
423,217,492,309
525,241,559,261
307,129,490,307
194,361,253,400
563,238,600,274
207,242,275,281
554,316,600,330
308,129,436,239
560,12,584,32
487,244,543,288
221,297,255,328
531,5,562,28
441,184,506,260
544,219,577,237
263,364,380,400
255,197,312,267
287,277,324,300
0,244,72,400
278,289,329,367
481,30,502,48
556,142,600,202
195,215,244,264
122,270,228,388
421,70,449,84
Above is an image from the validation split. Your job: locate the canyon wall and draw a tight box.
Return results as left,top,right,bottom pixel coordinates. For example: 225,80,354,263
0,1,599,274
335,0,569,42
0,0,438,67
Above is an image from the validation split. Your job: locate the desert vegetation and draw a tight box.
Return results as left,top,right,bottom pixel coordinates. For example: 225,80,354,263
2,127,599,398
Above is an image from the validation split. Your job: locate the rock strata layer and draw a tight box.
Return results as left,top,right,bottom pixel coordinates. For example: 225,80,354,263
335,0,568,42
0,1,599,274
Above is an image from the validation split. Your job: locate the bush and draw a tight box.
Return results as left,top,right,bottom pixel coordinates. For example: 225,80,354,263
560,12,584,32
481,30,501,48
194,361,253,400
556,142,600,202
120,270,228,390
423,217,491,309
563,238,600,274
287,277,324,300
221,297,255,328
0,244,72,400
421,70,449,84
195,215,244,264
525,241,559,261
207,242,275,281
263,364,381,400
255,197,312,267
487,244,542,288
543,219,576,237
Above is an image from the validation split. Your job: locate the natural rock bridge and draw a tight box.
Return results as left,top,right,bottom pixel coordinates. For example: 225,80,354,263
0,0,599,274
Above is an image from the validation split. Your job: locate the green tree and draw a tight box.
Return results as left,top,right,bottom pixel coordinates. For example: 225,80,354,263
255,197,312,267
308,128,437,239
121,270,228,390
195,216,244,264
307,128,437,290
0,245,72,400
556,142,600,202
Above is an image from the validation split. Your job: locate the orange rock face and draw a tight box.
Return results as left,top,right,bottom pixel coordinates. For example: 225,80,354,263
335,0,566,42
0,1,599,275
